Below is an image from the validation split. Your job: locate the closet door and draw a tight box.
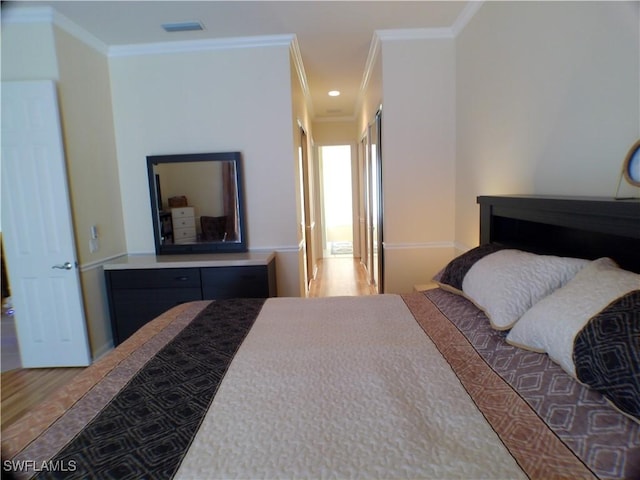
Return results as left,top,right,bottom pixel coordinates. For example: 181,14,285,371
363,109,384,293
370,112,382,292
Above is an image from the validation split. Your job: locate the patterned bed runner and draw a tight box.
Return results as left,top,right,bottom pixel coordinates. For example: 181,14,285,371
25,298,265,480
403,290,640,480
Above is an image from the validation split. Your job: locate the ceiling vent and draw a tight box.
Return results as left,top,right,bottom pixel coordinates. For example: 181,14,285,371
162,22,204,33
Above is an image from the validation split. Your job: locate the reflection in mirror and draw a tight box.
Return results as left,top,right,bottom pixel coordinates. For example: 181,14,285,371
147,152,247,254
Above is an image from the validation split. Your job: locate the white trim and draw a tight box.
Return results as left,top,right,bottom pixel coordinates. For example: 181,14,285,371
108,34,294,57
453,242,474,254
354,31,382,118
376,28,455,42
382,241,475,254
355,5,483,118
1,5,53,23
360,32,381,94
1,6,109,55
451,1,485,37
289,35,315,118
52,10,108,55
382,241,454,250
251,245,302,254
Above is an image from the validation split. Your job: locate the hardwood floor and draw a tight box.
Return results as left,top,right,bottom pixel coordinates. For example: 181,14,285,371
1,367,83,431
1,255,373,434
309,256,376,297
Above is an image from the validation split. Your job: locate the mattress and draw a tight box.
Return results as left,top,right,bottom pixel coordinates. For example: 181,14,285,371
2,291,638,479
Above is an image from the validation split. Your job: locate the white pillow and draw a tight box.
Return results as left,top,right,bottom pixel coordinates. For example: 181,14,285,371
462,249,589,330
506,257,640,378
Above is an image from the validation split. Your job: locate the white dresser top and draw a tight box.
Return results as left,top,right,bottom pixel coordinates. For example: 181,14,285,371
103,251,275,270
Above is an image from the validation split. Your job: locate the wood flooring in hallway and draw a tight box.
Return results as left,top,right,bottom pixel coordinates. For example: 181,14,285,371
309,256,376,297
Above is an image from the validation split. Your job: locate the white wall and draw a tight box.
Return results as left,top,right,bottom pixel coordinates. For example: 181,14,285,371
455,1,640,250
312,121,358,145
380,36,456,293
109,44,303,296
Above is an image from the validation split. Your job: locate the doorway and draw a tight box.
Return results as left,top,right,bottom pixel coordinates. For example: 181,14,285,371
319,145,354,257
1,241,20,372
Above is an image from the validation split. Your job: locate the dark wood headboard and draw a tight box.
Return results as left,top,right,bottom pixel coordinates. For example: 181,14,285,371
477,195,640,273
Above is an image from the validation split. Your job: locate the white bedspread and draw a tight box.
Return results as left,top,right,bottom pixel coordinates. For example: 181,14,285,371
175,295,525,479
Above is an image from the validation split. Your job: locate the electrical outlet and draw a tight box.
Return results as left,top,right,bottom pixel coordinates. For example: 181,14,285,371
89,238,99,253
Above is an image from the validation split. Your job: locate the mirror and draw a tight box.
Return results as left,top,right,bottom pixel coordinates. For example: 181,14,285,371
147,151,247,254
623,139,640,187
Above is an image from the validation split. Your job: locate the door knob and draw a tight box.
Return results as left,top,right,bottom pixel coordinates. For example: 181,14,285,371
52,262,73,270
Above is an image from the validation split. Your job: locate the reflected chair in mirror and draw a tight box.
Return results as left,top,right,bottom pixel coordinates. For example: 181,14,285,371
201,215,228,241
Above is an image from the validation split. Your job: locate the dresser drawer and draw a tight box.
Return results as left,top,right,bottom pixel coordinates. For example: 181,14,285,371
173,228,197,244
111,287,202,343
171,207,194,219
172,216,195,229
105,255,275,346
107,268,200,289
201,266,270,298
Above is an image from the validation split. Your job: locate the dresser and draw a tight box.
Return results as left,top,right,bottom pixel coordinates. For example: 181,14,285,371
104,252,276,345
171,207,196,244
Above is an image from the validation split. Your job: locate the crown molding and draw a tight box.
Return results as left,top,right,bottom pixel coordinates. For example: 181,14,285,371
354,31,382,115
1,6,109,55
354,2,484,123
52,10,109,55
108,34,294,57
289,34,315,119
361,31,382,94
355,25,455,121
376,27,455,42
452,1,485,37
1,6,296,60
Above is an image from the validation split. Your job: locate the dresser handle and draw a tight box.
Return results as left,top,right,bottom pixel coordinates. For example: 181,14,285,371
175,276,189,281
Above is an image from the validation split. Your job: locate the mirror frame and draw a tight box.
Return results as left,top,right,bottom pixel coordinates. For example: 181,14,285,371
623,139,640,187
147,151,248,254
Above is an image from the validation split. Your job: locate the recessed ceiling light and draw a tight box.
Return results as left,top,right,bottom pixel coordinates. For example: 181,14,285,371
162,21,204,33
328,90,341,97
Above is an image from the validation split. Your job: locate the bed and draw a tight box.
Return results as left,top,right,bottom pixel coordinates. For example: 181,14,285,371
2,195,639,479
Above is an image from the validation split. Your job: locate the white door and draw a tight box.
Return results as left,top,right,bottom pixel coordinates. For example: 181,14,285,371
1,80,91,368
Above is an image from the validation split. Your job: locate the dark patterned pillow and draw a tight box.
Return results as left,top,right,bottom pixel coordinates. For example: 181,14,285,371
573,290,640,422
435,243,505,294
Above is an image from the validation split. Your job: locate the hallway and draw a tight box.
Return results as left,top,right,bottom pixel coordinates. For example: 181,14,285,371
309,257,376,297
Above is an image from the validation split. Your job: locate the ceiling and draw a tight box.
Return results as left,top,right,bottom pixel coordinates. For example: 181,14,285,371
4,1,471,120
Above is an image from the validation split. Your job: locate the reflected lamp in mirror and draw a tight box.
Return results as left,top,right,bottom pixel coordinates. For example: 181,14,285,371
616,140,640,199
147,151,248,254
